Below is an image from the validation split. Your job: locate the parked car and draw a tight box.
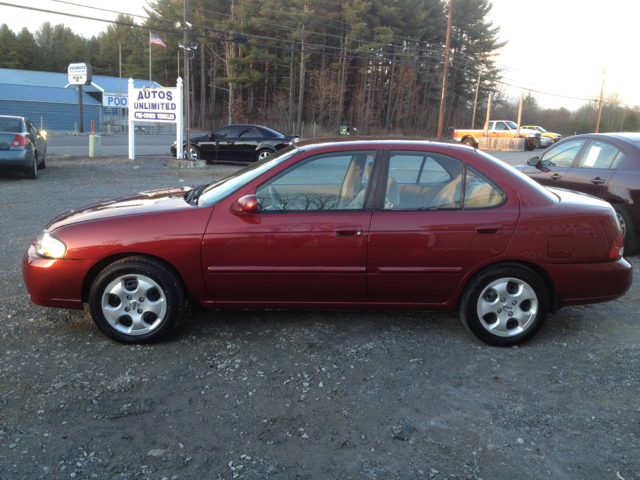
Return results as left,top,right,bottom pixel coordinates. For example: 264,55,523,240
539,135,554,149
0,115,47,179
522,125,562,144
171,124,299,163
23,139,631,347
513,132,640,254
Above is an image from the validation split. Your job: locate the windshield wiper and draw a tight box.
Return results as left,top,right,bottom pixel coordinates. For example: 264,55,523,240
184,185,206,205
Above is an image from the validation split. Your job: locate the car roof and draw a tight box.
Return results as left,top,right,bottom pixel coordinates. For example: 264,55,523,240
297,136,475,152
0,115,24,120
568,132,640,144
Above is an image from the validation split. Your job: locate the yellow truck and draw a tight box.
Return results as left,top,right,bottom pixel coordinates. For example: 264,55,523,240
453,120,541,151
522,125,562,144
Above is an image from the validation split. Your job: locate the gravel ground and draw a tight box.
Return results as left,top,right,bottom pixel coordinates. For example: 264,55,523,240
1,155,639,480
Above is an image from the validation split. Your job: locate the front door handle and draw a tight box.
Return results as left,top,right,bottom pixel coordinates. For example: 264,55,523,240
335,226,363,237
476,224,502,235
591,177,606,185
551,173,562,180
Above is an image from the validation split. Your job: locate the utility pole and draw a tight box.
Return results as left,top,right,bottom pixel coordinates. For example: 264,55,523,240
471,72,480,129
516,91,523,138
437,0,453,140
183,0,190,158
595,68,608,133
483,93,492,137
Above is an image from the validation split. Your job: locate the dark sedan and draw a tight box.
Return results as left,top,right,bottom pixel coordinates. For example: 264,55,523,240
0,115,47,179
171,124,299,163
514,133,640,254
24,139,631,347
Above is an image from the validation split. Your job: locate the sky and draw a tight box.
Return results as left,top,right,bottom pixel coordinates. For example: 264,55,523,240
1,0,639,111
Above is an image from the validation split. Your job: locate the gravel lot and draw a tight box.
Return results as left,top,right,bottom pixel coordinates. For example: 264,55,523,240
1,154,639,480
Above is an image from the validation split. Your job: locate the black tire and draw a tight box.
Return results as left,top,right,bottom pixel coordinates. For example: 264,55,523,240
38,151,47,169
459,264,549,347
256,148,272,162
25,154,38,179
185,145,200,160
614,205,639,256
525,142,536,151
89,257,186,344
462,137,476,148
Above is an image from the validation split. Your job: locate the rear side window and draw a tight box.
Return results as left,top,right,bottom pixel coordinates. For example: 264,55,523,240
464,167,505,208
578,140,626,169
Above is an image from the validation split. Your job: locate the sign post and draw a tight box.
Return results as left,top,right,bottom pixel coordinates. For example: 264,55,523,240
68,63,92,133
128,78,183,160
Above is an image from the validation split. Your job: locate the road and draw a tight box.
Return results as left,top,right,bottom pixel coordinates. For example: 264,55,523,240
46,133,538,166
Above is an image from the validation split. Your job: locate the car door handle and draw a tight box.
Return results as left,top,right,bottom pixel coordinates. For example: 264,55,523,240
476,224,502,235
335,226,363,237
591,177,606,185
551,173,562,180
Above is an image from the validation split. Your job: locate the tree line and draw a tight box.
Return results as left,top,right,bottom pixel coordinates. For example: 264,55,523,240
1,0,637,137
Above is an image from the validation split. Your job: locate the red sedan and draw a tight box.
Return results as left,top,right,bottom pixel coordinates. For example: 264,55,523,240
22,139,632,346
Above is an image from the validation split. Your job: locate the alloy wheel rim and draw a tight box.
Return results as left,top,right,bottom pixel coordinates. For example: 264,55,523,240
101,274,167,336
258,151,271,160
617,212,626,238
476,277,538,337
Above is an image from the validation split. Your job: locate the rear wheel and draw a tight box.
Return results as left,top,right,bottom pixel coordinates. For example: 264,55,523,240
459,264,549,346
257,149,272,162
89,257,186,344
25,154,38,179
462,137,476,148
614,205,639,255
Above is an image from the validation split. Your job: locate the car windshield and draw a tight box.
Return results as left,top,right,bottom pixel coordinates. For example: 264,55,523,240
505,121,518,129
536,126,547,133
198,146,300,207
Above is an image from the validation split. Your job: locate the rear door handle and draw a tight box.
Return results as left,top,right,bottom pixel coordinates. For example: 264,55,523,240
591,177,606,185
335,226,363,237
551,173,562,180
476,224,501,235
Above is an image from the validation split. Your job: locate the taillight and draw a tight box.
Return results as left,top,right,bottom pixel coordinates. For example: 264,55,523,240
283,142,291,146
608,230,624,260
11,134,28,147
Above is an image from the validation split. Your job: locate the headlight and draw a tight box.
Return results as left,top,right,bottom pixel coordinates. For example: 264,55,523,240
35,231,67,259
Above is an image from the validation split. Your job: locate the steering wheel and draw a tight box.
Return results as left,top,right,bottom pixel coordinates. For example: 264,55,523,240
269,186,284,209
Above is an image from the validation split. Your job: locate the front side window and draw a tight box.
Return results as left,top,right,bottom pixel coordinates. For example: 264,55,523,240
578,140,625,169
215,126,241,138
495,122,507,131
256,151,375,211
540,139,585,167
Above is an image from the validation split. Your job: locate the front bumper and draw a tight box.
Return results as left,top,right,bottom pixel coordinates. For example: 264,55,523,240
22,245,92,310
544,258,632,308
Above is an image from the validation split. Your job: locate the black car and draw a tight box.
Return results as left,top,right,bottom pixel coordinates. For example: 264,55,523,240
171,124,299,163
513,132,640,254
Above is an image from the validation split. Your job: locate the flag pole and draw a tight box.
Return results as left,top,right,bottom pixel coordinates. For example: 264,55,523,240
149,32,152,87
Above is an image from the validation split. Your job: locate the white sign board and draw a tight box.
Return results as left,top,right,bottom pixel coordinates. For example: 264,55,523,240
130,88,179,123
102,94,128,108
128,78,183,160
68,63,92,86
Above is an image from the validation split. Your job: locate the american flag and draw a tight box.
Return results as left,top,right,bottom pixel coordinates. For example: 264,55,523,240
150,32,166,47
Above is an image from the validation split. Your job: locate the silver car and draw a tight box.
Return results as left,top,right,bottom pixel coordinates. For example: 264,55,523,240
0,115,47,179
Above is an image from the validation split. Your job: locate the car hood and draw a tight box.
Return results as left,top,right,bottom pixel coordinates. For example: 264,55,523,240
46,186,194,232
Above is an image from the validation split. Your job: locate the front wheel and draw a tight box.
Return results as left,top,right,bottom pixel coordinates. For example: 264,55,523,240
459,264,549,346
184,145,200,160
462,137,476,148
89,257,186,344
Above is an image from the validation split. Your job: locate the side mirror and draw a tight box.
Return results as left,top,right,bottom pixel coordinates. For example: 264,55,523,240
231,194,258,215
527,156,539,166
208,133,215,139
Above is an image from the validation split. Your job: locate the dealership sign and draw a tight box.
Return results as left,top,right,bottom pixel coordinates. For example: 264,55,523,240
102,94,128,108
129,87,179,122
68,63,92,86
128,78,184,160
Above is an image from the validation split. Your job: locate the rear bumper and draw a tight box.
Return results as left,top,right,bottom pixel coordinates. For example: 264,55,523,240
0,149,32,170
544,258,633,307
22,245,91,310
